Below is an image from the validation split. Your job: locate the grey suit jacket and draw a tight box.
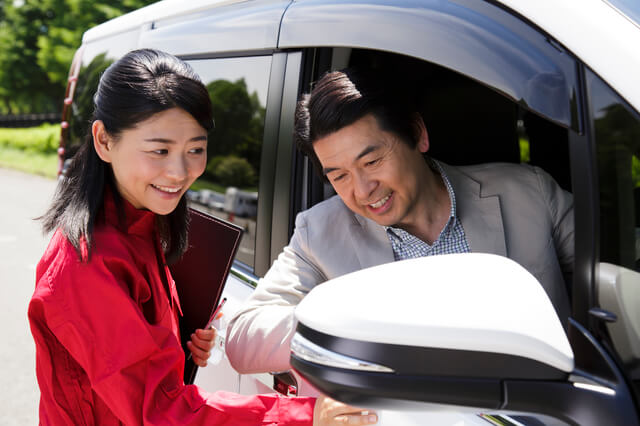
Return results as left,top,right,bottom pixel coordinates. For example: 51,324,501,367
226,162,574,374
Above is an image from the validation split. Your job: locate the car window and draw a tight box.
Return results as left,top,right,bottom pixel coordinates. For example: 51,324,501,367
588,68,640,271
186,56,271,271
316,48,573,191
65,53,114,160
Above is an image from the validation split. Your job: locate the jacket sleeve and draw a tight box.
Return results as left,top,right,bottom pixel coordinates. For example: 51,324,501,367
39,247,314,426
226,212,326,374
534,166,575,277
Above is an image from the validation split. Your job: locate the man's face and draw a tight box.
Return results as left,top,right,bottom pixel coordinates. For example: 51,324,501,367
313,114,431,229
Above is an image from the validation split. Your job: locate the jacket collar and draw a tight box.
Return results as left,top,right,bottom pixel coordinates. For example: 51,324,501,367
349,160,508,266
102,186,156,238
440,162,507,256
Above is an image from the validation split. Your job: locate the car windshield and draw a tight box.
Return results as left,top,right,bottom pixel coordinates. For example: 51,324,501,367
605,0,640,27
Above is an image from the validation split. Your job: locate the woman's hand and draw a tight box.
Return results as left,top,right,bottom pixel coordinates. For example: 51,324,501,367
313,395,377,425
186,328,216,367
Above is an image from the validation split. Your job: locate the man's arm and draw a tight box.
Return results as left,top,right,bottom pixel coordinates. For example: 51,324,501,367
535,166,575,276
226,214,327,374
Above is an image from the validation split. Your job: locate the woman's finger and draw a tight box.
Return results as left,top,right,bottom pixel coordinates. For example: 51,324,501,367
334,413,378,425
186,340,210,364
313,396,377,426
190,330,216,351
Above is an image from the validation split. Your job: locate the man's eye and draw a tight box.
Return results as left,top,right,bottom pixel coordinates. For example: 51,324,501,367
332,174,346,182
365,158,380,167
152,149,168,155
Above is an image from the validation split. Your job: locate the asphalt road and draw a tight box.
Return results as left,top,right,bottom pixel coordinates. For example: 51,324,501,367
0,168,57,425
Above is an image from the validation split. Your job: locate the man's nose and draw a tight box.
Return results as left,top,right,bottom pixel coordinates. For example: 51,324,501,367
353,171,377,201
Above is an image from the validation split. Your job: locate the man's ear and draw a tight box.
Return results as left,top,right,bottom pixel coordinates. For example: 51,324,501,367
92,120,112,163
413,114,430,153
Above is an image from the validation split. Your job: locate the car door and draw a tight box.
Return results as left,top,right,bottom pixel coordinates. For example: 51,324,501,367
587,68,640,402
271,0,640,423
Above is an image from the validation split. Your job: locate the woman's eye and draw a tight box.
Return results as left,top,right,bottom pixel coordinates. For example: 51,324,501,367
152,149,168,155
189,147,205,154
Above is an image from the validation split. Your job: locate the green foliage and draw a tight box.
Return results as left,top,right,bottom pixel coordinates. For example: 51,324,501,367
205,155,226,179
0,1,60,113
210,155,256,188
633,155,640,188
0,0,156,114
206,78,264,174
519,138,530,163
189,179,226,194
0,123,60,153
0,146,57,178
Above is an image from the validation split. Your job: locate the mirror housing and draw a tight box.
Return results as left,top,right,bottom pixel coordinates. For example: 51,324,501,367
291,253,573,410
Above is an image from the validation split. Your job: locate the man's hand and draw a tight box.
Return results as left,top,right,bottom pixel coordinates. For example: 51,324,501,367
313,395,377,425
186,328,216,367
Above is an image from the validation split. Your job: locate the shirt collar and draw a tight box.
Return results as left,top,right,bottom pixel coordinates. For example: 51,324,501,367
385,158,459,241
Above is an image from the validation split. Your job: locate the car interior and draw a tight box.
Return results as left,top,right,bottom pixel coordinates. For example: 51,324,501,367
298,48,572,204
295,47,575,296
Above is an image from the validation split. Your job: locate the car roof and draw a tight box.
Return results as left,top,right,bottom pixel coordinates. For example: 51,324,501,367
82,0,640,112
82,0,245,43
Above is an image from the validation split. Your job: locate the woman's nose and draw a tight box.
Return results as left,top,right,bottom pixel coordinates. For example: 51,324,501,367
166,154,188,181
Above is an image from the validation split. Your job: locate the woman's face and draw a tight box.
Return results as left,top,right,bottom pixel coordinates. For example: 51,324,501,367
94,107,208,215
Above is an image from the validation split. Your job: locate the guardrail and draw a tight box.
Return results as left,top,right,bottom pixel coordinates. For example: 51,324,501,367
0,113,61,128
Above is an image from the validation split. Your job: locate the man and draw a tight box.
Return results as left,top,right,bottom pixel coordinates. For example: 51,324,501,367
226,68,573,375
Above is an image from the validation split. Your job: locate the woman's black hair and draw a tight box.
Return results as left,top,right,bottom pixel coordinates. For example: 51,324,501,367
41,48,213,263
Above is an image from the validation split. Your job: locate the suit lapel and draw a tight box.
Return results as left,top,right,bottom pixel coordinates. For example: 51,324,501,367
442,163,507,257
351,214,395,269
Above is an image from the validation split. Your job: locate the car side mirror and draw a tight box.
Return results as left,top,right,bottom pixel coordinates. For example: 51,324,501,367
290,253,574,411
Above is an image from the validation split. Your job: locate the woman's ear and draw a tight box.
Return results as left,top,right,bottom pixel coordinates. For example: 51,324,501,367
413,114,430,153
92,120,112,163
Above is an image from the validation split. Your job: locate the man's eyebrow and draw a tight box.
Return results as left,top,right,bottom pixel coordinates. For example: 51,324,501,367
355,144,379,160
322,144,380,175
144,135,207,143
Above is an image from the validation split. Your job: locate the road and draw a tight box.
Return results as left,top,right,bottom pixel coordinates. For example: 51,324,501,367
0,168,57,425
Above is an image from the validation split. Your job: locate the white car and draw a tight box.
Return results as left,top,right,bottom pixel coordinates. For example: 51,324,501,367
59,0,640,424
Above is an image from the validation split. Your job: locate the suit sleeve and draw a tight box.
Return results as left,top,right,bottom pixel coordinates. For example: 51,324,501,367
38,250,314,425
534,166,575,276
226,212,327,374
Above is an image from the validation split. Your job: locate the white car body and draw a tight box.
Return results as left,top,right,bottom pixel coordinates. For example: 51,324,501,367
60,0,640,424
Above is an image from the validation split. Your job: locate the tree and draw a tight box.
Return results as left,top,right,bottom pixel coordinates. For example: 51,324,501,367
0,0,156,114
206,78,265,175
0,1,58,113
209,156,256,188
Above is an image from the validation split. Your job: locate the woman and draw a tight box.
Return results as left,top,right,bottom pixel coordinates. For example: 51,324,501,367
29,49,377,425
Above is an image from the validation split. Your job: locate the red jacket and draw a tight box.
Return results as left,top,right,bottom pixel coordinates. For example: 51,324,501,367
28,194,314,425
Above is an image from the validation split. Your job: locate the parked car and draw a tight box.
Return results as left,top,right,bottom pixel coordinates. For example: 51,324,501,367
197,188,226,211
185,189,200,202
58,0,640,424
224,187,258,218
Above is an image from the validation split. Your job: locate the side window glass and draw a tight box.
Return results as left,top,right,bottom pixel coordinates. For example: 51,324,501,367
588,69,640,271
344,49,572,190
66,53,114,159
186,56,271,270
